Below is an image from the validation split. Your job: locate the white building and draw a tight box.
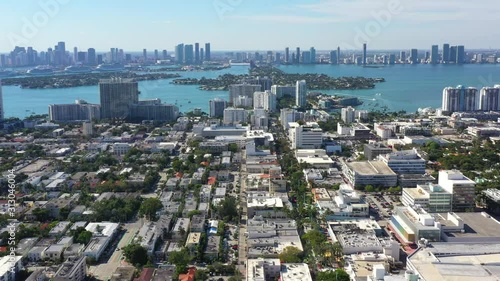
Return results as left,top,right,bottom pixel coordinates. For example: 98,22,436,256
228,84,261,105
479,85,500,111
253,90,276,112
223,107,247,124
378,148,426,174
82,122,93,136
0,256,22,281
295,80,307,107
295,149,334,169
288,122,323,149
341,106,356,124
271,85,295,99
247,258,281,281
112,143,131,156
401,183,452,213
53,256,87,281
438,170,476,212
280,108,304,129
280,264,313,281
442,85,478,112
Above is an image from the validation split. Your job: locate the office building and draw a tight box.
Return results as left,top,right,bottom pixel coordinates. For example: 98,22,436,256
175,44,184,64
56,41,66,65
129,103,179,122
479,85,500,111
442,85,478,112
329,50,337,64
154,49,159,61
378,148,426,174
402,183,452,213
341,106,356,124
194,43,200,64
438,170,475,212
284,47,290,63
228,84,261,105
456,45,465,64
449,46,457,63
400,51,406,63
337,47,341,64
99,78,139,119
53,256,87,281
389,54,396,65
183,44,194,64
442,43,450,62
364,143,392,160
295,47,300,63
205,43,211,61
362,43,367,66
209,98,227,117
280,108,304,129
223,107,247,124
430,45,438,64
389,206,442,243
0,80,3,120
288,122,323,149
295,80,307,107
253,90,276,112
49,100,101,122
143,49,147,61
342,161,397,188
309,47,316,64
410,49,418,64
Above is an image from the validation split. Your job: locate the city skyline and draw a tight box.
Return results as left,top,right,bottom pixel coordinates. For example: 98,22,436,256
1,0,500,52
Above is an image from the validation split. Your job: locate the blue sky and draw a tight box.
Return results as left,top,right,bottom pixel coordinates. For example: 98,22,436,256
1,0,499,52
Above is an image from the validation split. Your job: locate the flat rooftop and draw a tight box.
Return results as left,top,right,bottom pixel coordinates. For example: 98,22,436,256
348,161,396,176
439,212,500,238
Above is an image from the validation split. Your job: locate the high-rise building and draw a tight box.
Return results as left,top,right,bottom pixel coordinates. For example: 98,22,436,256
442,85,478,112
341,106,356,124
329,50,337,64
410,49,418,64
389,54,396,65
337,47,341,65
154,49,159,61
285,47,290,63
400,51,406,63
223,107,247,124
73,47,78,64
449,46,457,63
430,45,439,65
200,48,204,62
310,47,316,64
143,49,147,61
442,43,450,63
253,91,277,112
205,43,211,61
479,85,500,111
82,122,93,136
77,52,86,63
362,43,367,66
288,122,323,149
195,43,200,64
456,45,465,64
49,100,101,122
295,80,307,107
175,44,184,64
56,41,66,65
183,45,194,64
130,103,179,122
438,170,475,212
271,85,296,99
228,84,261,105
99,78,139,119
162,50,168,60
209,98,227,117
0,80,3,120
296,47,300,63
87,48,96,65
301,51,311,64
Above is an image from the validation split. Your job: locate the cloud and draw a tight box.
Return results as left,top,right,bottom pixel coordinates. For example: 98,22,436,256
227,14,342,24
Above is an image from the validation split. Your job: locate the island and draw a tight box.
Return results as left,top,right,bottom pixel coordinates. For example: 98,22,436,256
1,72,182,89
171,66,385,90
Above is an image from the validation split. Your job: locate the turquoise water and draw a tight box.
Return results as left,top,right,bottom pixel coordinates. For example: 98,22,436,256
3,64,500,118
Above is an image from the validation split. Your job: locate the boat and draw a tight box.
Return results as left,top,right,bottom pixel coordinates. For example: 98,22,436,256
229,60,250,66
27,66,54,76
95,63,124,72
64,65,93,73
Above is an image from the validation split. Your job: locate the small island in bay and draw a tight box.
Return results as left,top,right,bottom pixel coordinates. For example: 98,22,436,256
1,72,182,89
171,66,385,91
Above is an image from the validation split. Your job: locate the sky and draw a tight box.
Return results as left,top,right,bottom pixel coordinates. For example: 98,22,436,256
1,0,500,53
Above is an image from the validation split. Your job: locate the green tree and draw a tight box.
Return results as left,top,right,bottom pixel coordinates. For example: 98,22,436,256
194,269,208,281
278,246,303,263
122,243,148,266
316,269,350,281
302,229,326,253
168,248,191,275
364,185,375,192
31,208,50,221
216,197,238,222
139,198,163,221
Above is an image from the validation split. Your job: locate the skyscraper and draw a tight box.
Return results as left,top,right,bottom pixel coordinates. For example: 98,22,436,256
200,48,204,62
341,106,356,124
456,45,465,64
184,44,194,64
362,43,367,66
410,49,418,64
296,47,300,63
57,41,66,65
449,46,457,63
162,50,168,60
442,85,478,112
296,80,307,107
479,86,500,111
337,47,341,64
0,80,3,120
175,44,184,64
442,43,450,63
431,45,439,65
329,50,337,64
195,43,200,64
87,48,96,65
310,47,316,64
285,47,290,64
205,43,211,61
400,51,406,63
209,98,228,117
143,49,147,61
73,47,78,64
154,49,159,61
99,78,139,119
301,51,311,64
389,54,396,65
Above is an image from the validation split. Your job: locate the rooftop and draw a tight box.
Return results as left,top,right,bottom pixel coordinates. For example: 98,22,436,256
347,161,396,176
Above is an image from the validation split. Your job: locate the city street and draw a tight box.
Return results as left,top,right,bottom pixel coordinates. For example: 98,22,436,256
238,150,248,276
